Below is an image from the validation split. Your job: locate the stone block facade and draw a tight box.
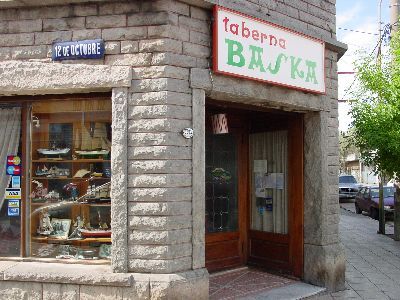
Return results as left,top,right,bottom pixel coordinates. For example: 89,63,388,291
0,0,346,298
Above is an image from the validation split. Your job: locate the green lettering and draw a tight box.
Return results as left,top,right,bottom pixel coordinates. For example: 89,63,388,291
248,45,265,72
267,53,288,75
305,60,318,84
225,38,245,67
290,56,304,79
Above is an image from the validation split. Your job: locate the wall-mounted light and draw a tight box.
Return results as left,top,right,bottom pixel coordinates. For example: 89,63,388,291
211,113,228,134
32,116,40,128
182,128,194,139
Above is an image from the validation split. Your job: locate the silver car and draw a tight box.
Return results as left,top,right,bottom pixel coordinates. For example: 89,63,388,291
339,175,362,199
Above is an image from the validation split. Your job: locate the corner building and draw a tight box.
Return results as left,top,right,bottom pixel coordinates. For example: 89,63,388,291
0,0,347,298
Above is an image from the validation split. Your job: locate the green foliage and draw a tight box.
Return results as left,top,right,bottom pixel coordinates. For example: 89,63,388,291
350,33,400,179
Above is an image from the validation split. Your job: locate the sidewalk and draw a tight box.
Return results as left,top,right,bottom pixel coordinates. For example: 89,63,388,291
310,207,400,299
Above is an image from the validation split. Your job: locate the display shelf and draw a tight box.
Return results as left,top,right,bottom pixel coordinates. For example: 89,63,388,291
32,236,111,244
30,202,111,207
32,159,111,163
31,177,110,180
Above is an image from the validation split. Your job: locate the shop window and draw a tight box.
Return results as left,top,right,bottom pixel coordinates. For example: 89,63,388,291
29,99,112,261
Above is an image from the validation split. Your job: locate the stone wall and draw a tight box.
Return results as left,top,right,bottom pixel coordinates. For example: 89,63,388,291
0,0,346,295
0,0,209,277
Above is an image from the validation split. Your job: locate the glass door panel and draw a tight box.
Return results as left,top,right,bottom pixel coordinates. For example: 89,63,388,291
205,133,238,233
250,131,288,234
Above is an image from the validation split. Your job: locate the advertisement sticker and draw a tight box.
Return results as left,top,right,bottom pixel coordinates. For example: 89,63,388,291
11,176,21,188
6,165,21,176
5,188,21,199
7,155,21,166
8,207,20,217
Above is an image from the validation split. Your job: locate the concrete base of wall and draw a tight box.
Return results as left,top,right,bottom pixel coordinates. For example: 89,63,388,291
303,243,346,292
0,261,209,299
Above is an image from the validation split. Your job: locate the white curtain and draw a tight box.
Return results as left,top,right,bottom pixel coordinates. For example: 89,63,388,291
0,107,21,210
250,131,288,234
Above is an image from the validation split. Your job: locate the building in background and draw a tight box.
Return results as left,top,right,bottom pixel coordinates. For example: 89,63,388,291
0,0,346,298
344,153,379,185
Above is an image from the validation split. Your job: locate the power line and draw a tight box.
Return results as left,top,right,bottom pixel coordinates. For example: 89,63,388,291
337,27,379,36
340,24,389,101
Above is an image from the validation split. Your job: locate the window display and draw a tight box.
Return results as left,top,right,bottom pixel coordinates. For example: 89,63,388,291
29,99,112,261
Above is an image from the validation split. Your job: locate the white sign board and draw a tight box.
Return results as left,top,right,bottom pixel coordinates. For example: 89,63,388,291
213,6,325,94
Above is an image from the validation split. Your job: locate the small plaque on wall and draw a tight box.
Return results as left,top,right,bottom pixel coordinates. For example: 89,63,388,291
52,39,105,61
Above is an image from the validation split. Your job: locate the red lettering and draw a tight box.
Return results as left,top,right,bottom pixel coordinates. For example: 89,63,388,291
269,35,277,46
242,21,250,38
261,33,268,44
221,15,286,49
223,17,229,32
230,23,239,35
279,38,286,49
252,30,259,41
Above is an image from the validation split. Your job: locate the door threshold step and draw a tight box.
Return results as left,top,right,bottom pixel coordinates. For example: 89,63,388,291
209,266,248,277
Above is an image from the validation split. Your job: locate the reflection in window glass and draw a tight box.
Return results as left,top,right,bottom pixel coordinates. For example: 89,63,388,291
30,99,112,261
0,107,22,257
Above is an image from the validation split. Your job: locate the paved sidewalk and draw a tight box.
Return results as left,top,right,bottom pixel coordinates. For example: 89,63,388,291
310,208,400,299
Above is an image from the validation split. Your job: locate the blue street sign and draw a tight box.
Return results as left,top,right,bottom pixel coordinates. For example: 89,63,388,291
52,39,105,61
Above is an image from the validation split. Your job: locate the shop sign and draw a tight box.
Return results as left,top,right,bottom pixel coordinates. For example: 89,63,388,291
213,6,325,94
8,200,20,217
5,188,21,199
52,39,105,61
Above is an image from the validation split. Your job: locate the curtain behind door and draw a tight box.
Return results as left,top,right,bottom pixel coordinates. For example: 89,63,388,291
0,107,21,209
250,131,288,234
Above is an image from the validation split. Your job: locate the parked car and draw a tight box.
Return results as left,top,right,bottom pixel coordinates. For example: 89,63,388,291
339,175,362,200
354,186,395,220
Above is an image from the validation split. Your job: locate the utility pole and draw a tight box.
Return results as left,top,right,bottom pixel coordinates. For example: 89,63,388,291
390,0,400,240
390,0,399,32
378,0,385,234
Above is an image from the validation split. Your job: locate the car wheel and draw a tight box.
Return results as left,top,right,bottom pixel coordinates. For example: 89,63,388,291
355,203,362,214
370,207,379,220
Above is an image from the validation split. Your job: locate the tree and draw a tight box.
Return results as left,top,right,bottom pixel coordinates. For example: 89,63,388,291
350,32,400,237
350,33,400,181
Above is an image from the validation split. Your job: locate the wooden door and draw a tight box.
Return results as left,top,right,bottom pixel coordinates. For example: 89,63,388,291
247,115,304,278
205,114,248,272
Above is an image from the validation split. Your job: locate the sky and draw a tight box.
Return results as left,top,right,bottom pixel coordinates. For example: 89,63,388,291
336,0,390,132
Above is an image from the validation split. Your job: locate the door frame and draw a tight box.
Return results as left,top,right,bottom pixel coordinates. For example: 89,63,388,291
247,114,303,278
205,101,303,278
